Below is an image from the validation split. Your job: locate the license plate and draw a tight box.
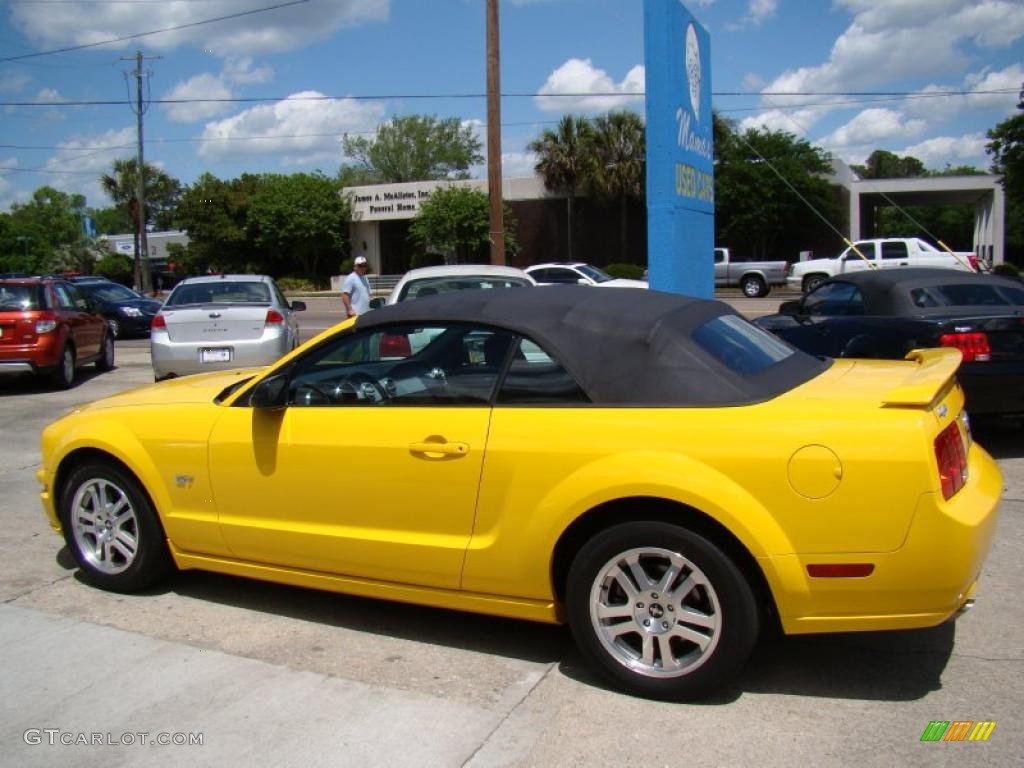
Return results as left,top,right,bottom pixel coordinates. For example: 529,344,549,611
200,348,231,363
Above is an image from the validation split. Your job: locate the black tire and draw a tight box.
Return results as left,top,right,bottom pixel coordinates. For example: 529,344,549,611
95,332,115,372
566,521,758,701
50,344,75,389
802,274,827,293
59,461,173,592
740,275,768,298
107,317,121,339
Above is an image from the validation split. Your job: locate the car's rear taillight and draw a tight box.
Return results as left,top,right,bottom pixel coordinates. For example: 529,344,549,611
939,332,990,362
379,333,411,357
151,313,166,330
934,421,968,500
265,309,285,326
35,313,57,333
968,254,979,272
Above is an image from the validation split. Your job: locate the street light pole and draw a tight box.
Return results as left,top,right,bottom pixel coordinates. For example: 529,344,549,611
486,0,505,266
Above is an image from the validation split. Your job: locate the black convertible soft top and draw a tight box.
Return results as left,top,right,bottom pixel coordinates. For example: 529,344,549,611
356,285,828,406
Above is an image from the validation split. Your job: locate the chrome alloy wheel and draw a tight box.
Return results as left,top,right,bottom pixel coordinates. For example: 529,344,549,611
70,478,140,574
589,547,721,678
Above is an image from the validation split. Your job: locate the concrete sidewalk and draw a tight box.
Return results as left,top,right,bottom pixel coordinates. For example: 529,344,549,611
0,603,548,768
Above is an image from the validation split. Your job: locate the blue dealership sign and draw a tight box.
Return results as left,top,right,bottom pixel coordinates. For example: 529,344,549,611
644,1,713,297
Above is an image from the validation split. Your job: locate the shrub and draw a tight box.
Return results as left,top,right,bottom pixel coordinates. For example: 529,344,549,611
992,262,1021,280
276,276,322,292
603,262,645,280
410,251,446,269
95,253,134,285
339,257,354,275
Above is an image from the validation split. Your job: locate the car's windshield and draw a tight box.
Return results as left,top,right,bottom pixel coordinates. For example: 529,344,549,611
165,281,271,306
0,284,44,311
576,265,613,283
85,283,144,302
397,276,532,302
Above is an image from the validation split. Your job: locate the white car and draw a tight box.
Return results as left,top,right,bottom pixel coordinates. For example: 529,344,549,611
379,264,536,306
525,262,648,288
151,274,304,381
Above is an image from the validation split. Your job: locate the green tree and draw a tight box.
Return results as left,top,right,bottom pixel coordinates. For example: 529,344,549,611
90,205,134,235
851,149,926,179
583,111,646,263
528,115,593,261
247,172,351,284
94,252,134,284
174,173,260,274
1,186,87,272
714,126,838,260
987,112,1024,259
409,185,518,264
341,115,483,183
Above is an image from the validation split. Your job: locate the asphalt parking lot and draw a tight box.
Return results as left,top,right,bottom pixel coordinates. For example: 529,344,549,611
1,297,1021,767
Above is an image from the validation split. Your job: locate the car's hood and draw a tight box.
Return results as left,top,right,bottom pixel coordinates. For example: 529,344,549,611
77,368,262,412
602,278,649,288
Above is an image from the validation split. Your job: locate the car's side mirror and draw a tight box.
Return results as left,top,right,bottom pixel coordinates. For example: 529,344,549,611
778,300,802,316
369,297,385,310
290,300,306,312
250,374,289,409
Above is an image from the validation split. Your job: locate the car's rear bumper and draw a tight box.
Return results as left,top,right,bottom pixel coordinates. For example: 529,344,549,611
767,442,1002,634
0,335,62,376
151,330,290,379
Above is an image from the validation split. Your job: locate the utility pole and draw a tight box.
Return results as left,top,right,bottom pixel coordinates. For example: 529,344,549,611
122,50,161,294
486,0,505,265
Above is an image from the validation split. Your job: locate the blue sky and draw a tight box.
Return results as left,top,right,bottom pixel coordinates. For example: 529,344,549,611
0,0,1021,212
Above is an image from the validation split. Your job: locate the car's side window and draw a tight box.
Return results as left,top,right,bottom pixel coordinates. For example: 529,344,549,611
286,323,514,407
496,337,589,405
53,283,78,310
844,243,876,261
881,241,909,260
802,282,863,316
546,269,580,284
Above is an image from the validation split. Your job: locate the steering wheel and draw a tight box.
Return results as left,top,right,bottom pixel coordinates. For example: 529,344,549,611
346,372,390,403
292,381,337,406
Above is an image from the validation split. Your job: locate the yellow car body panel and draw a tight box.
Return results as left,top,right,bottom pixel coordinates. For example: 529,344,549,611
38,336,1000,635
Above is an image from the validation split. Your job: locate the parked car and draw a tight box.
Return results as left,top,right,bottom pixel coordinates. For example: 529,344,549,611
377,264,536,307
73,280,162,338
150,274,304,381
40,285,999,701
525,262,648,288
755,268,1024,416
714,248,789,298
788,237,978,293
0,276,114,388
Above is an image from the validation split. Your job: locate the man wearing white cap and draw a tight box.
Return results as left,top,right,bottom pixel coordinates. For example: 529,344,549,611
342,255,371,317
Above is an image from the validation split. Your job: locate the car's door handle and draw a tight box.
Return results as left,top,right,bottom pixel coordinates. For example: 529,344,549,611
409,441,470,457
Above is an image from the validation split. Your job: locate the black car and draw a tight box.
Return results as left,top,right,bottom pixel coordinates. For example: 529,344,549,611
755,267,1024,416
73,279,162,338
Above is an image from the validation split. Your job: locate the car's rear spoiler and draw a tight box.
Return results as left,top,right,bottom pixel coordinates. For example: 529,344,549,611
882,348,962,407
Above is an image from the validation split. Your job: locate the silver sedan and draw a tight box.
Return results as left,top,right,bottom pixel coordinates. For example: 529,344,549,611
151,274,304,381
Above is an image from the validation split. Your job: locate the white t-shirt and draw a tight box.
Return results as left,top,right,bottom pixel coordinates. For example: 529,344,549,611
342,271,371,315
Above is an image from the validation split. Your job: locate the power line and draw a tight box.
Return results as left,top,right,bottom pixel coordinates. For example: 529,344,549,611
0,87,1015,108
0,0,309,63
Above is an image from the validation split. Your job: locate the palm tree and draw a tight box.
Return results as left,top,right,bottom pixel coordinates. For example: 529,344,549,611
584,111,646,263
100,159,180,292
529,115,592,261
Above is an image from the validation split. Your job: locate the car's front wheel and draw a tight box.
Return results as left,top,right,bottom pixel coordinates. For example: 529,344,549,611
567,521,758,701
740,275,768,298
802,274,827,293
60,461,172,592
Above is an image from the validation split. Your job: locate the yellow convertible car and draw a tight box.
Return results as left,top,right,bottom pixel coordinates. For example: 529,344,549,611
38,286,1001,700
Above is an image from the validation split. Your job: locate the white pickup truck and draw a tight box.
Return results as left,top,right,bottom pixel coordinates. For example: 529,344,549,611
714,248,789,298
788,238,978,293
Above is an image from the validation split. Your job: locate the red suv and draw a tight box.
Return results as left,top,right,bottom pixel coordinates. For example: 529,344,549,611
0,277,114,388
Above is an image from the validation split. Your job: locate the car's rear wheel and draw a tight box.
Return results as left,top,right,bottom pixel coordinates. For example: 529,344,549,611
96,332,115,372
60,461,172,592
50,344,75,389
740,275,768,298
567,521,758,701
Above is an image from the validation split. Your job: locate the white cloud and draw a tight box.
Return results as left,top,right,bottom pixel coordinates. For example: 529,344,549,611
819,108,928,151
898,133,989,169
198,91,386,166
34,88,63,104
10,0,390,56
745,0,778,25
0,71,30,93
223,56,273,85
500,151,538,178
535,59,644,113
162,73,234,124
28,127,137,207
